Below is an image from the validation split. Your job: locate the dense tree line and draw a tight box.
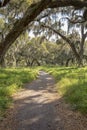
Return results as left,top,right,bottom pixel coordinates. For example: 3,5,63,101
3,33,87,67
0,0,87,67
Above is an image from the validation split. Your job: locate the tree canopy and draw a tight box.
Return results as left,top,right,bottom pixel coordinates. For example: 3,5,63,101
0,0,87,66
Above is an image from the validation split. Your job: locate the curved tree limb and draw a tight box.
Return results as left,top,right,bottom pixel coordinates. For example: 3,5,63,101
0,0,87,64
0,0,51,63
41,23,81,63
62,16,86,24
49,0,87,8
0,0,10,7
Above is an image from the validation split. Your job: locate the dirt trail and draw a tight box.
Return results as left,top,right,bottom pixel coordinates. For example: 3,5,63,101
0,71,87,130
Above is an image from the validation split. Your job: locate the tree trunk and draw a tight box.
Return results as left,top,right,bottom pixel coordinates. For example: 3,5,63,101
0,0,51,65
42,24,84,67
66,58,71,67
0,56,6,68
13,56,17,67
36,60,41,66
0,0,87,65
78,24,86,67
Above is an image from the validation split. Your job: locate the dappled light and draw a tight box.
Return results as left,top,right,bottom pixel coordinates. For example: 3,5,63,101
0,68,38,117
43,66,87,114
1,71,87,130
0,0,87,130
0,71,60,130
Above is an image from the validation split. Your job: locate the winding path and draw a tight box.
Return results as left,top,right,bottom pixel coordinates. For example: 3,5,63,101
0,71,87,130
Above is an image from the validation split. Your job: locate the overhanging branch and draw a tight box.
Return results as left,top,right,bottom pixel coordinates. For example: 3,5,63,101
0,0,87,63
41,23,81,61
0,0,10,7
62,17,86,24
48,0,87,8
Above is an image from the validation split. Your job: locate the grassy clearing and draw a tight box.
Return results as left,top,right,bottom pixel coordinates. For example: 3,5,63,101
0,67,39,117
42,66,87,114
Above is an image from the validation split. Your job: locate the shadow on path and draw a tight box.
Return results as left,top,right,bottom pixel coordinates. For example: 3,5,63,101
0,71,87,130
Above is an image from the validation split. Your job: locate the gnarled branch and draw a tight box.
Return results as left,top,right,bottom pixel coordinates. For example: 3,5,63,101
0,0,10,7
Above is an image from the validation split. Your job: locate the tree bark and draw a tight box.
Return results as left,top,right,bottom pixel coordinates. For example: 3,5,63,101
0,0,10,7
0,0,51,65
0,56,6,67
0,0,87,65
79,24,87,65
42,24,83,66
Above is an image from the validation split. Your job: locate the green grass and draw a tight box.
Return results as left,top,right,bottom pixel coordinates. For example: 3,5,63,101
42,66,87,114
1,66,87,115
0,67,39,117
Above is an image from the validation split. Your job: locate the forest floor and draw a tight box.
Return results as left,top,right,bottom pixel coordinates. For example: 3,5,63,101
0,71,87,130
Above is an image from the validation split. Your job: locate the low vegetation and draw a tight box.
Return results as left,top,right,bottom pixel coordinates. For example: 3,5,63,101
42,66,87,114
0,66,87,116
0,68,38,117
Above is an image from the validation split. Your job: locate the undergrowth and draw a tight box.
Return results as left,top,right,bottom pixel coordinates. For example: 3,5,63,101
42,66,87,114
0,67,38,117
